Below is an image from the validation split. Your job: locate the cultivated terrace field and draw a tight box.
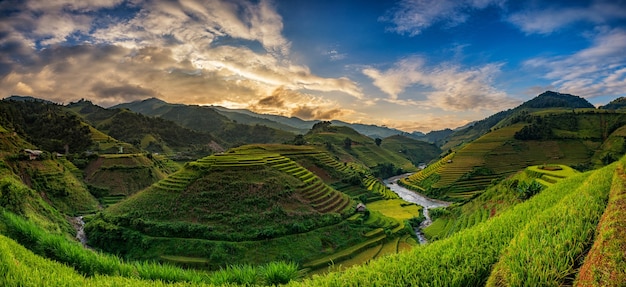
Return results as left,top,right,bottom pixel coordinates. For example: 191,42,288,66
401,109,626,201
84,144,420,271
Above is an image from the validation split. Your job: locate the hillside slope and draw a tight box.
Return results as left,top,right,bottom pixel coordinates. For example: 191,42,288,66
401,109,626,201
112,98,295,147
86,144,416,269
442,91,595,150
304,122,418,173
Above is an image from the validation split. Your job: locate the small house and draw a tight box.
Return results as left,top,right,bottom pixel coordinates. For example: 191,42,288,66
23,149,43,160
356,203,367,212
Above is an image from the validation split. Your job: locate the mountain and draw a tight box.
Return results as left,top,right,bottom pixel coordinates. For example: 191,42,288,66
3,95,54,104
441,91,595,150
401,107,626,201
112,98,296,147
407,128,453,145
600,97,626,110
215,108,409,139
518,91,594,109
304,122,418,173
67,100,219,155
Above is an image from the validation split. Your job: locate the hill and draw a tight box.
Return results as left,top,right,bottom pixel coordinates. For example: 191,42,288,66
401,109,626,201
0,99,93,154
67,100,220,155
86,144,419,269
379,135,442,166
442,91,595,150
600,96,626,110
304,122,418,174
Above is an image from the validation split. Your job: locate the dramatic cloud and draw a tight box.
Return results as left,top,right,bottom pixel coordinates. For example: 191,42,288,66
508,0,626,35
0,0,362,109
363,56,518,110
380,0,504,36
248,87,352,120
524,28,626,98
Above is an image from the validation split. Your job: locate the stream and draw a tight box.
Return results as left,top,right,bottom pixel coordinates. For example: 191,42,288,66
70,216,90,248
383,173,450,244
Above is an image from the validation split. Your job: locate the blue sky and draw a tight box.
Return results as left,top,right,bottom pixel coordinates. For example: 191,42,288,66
1,0,625,132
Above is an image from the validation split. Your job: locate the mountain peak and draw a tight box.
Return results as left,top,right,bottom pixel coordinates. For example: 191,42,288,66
520,91,594,109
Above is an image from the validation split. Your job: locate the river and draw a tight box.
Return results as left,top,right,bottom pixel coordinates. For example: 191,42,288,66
383,173,450,244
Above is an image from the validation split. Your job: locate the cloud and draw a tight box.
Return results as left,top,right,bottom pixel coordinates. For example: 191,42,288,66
363,56,518,110
324,49,347,61
91,82,160,101
380,0,504,36
508,0,626,35
248,87,353,120
524,28,626,98
291,105,347,120
0,0,363,109
257,87,288,108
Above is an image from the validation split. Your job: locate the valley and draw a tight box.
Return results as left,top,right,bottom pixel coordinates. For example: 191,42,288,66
0,91,625,286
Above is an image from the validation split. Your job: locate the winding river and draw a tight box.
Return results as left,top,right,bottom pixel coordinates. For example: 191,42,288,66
383,173,450,244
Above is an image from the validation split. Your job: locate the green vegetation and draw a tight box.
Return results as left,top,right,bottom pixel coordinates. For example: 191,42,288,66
380,134,441,166
83,153,174,203
401,109,626,201
0,99,92,153
85,145,417,271
291,163,612,286
487,163,614,286
305,122,416,172
575,162,626,286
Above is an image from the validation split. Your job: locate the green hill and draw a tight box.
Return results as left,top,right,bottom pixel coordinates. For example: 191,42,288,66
67,100,219,155
379,135,441,166
442,91,595,150
0,99,93,154
600,96,626,110
401,109,626,201
85,144,417,270
304,122,417,173
82,153,177,207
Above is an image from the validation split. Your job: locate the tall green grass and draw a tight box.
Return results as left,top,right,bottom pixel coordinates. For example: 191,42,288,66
486,163,614,286
289,167,597,286
0,209,300,286
575,161,626,286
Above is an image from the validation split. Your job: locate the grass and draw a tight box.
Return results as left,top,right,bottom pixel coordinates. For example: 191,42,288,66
486,163,614,286
575,161,626,286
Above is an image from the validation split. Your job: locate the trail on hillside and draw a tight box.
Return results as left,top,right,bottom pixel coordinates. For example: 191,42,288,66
384,173,450,244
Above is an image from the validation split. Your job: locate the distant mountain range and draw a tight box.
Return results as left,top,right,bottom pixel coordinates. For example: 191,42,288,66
112,97,461,142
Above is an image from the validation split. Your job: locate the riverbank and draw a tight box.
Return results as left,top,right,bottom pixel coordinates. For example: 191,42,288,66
384,173,450,244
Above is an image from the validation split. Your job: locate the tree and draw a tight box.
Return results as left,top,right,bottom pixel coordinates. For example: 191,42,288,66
292,134,306,145
343,137,352,149
375,138,382,146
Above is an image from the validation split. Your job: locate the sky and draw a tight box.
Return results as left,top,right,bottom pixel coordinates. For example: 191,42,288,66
1,0,626,133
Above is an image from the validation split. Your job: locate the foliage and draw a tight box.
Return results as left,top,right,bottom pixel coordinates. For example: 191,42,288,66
515,180,544,200
371,163,402,179
0,99,92,153
374,138,382,146
514,118,553,140
343,137,352,149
